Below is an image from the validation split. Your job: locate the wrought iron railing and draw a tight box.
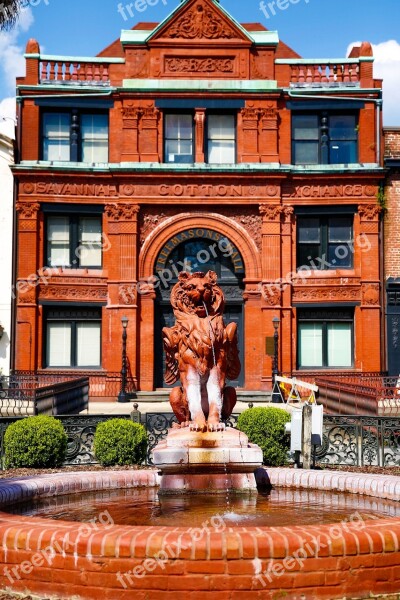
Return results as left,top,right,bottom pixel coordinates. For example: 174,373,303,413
313,415,400,467
0,375,89,416
0,412,398,469
290,372,400,416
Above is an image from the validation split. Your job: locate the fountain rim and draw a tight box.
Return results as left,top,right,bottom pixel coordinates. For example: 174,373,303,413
0,467,399,528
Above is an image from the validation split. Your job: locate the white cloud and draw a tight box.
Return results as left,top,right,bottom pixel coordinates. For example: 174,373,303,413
347,39,400,126
0,6,34,92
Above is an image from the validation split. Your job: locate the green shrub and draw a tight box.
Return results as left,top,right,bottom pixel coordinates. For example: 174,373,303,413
94,419,147,466
4,416,67,469
237,407,291,467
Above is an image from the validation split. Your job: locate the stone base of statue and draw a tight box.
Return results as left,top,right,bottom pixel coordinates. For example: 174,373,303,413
152,427,263,495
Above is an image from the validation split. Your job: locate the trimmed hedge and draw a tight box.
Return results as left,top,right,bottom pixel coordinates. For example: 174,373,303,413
237,407,291,466
94,419,147,466
4,416,67,468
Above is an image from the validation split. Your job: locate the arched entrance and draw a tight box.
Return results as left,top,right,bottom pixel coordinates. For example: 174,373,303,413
154,230,245,388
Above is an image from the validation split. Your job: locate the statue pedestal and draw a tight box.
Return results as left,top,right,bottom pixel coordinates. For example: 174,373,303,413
152,428,263,495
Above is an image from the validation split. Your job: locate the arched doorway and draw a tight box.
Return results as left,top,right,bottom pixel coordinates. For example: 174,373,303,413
154,230,245,388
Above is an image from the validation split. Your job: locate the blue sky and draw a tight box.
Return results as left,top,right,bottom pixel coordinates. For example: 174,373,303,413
1,0,399,135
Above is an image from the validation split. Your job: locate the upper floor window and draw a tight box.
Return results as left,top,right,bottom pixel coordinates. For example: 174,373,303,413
165,113,193,164
42,111,108,162
297,215,353,270
292,113,358,165
164,111,236,164
46,215,103,268
207,114,235,164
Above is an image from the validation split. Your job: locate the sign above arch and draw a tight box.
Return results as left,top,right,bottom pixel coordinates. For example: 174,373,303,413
155,228,245,274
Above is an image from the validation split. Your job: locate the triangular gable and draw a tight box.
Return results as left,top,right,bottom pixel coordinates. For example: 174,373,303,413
148,0,253,43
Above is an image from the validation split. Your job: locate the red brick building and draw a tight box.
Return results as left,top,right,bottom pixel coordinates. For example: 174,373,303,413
384,127,400,376
12,0,385,397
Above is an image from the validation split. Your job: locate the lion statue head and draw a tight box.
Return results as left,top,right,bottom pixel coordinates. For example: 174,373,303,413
170,271,224,318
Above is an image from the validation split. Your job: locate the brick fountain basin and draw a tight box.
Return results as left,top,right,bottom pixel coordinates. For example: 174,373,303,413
0,469,399,600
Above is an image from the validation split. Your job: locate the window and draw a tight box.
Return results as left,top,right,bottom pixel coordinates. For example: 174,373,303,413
163,112,236,164
297,215,353,270
46,215,103,268
45,308,101,368
207,114,235,164
297,309,354,368
164,113,193,163
292,113,358,165
81,114,109,162
43,113,70,161
42,111,108,162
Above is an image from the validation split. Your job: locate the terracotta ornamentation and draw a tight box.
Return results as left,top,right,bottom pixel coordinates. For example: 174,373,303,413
162,271,241,432
16,202,40,219
166,3,235,39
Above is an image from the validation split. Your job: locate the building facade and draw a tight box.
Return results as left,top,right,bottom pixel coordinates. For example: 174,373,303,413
0,132,14,376
384,127,400,376
13,0,385,396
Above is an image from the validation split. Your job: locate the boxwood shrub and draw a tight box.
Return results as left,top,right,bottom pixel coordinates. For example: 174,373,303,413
237,407,291,466
94,419,147,466
4,416,67,468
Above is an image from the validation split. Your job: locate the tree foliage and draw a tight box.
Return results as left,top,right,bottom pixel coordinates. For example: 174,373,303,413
0,0,23,31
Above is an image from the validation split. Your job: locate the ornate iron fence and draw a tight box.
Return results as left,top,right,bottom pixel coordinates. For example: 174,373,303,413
313,415,400,467
0,412,398,469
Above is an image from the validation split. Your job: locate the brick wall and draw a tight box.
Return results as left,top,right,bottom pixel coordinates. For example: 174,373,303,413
384,128,400,278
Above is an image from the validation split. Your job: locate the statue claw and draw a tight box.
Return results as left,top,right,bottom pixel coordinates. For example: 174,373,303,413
207,420,225,432
190,420,206,432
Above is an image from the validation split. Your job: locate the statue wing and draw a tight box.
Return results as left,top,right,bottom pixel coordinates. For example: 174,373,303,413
162,326,179,386
225,321,241,381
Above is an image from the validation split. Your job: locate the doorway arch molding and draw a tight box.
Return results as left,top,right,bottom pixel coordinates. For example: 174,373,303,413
139,212,261,280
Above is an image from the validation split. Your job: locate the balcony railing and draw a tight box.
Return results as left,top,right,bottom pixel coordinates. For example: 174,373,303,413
276,59,361,87
38,55,124,85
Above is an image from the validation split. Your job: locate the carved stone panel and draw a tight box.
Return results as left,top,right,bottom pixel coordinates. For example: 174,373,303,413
362,283,380,306
164,2,236,39
39,286,108,301
293,286,361,303
164,57,235,75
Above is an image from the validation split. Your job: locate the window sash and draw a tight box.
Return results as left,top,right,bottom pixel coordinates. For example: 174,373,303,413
207,114,235,164
298,323,323,367
297,216,353,270
46,215,102,268
42,112,108,162
292,113,358,165
47,216,71,267
81,114,109,163
164,114,193,163
46,316,101,368
298,318,353,368
47,323,72,367
76,322,101,367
